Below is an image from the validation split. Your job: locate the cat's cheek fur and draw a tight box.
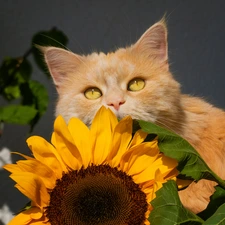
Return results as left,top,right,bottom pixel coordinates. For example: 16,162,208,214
55,94,100,126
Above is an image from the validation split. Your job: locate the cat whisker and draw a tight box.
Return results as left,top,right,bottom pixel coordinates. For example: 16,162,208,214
155,117,185,135
155,120,177,132
39,34,70,51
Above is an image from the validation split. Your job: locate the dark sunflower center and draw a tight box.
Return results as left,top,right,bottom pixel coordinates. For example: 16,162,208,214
46,165,148,225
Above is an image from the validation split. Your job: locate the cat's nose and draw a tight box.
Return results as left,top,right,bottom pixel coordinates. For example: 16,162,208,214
107,100,125,110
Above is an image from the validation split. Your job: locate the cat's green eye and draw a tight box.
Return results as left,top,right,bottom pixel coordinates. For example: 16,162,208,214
84,87,102,100
128,78,145,91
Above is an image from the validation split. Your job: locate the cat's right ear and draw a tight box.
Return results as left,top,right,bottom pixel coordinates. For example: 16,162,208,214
131,18,168,67
38,46,84,92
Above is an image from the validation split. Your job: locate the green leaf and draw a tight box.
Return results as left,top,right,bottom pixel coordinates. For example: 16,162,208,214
32,27,68,74
203,203,225,225
15,58,32,83
149,180,204,225
138,120,225,188
20,80,48,129
0,105,37,125
21,80,48,115
198,186,225,220
29,80,48,116
0,57,32,100
3,85,21,100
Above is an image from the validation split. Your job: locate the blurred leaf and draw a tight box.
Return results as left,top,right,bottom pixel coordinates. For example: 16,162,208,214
28,80,48,116
149,180,204,225
14,58,32,83
203,203,225,224
198,185,225,220
0,105,37,125
20,82,34,106
3,85,20,100
138,120,225,188
0,57,18,88
0,28,65,131
32,27,68,74
0,57,32,100
20,80,48,129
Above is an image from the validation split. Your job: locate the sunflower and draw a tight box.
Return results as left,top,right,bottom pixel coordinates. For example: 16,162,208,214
4,107,179,225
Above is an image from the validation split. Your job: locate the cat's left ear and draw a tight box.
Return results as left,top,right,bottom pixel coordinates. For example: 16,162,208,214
132,18,168,65
37,46,84,92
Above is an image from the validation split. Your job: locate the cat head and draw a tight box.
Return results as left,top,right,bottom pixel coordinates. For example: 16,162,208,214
40,19,182,128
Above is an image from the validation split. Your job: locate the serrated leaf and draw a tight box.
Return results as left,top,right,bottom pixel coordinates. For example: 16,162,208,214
203,203,225,225
32,27,68,74
149,180,204,225
138,120,225,188
0,105,37,125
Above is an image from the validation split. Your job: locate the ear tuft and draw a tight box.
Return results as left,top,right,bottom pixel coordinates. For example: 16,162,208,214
132,19,168,63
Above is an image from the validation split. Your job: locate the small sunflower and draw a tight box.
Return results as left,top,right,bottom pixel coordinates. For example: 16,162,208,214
4,107,179,225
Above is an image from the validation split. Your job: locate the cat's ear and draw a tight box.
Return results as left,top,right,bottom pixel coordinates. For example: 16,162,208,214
38,46,84,91
132,19,168,64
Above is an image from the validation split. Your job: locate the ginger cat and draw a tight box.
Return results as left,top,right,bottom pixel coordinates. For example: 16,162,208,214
40,19,225,214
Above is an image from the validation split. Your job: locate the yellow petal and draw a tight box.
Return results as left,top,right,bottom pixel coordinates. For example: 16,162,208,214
17,160,56,189
128,129,148,148
4,164,24,173
133,156,178,184
29,207,43,220
98,106,118,130
7,209,33,225
7,207,47,225
27,136,65,178
132,160,159,183
10,172,49,208
140,180,155,191
121,141,159,175
162,167,179,181
11,152,34,160
158,155,178,178
68,117,91,168
29,221,50,225
152,181,163,199
90,107,116,165
144,218,150,225
141,169,164,201
108,116,133,167
140,183,155,202
52,116,82,170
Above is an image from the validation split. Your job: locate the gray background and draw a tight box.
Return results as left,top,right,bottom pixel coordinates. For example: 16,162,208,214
0,1,225,224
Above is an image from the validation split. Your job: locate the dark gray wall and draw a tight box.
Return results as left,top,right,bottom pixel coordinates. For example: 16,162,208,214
1,1,225,224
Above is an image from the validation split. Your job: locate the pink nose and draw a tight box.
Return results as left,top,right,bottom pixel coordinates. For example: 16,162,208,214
107,100,125,110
